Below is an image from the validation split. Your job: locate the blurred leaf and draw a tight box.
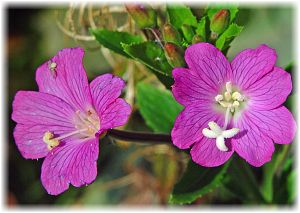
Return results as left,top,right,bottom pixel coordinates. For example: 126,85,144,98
259,144,292,203
167,4,198,29
207,5,239,23
153,153,178,190
215,23,243,51
90,29,143,58
224,156,265,204
169,159,231,204
123,41,174,87
136,83,183,133
273,146,295,204
195,16,207,40
287,170,296,203
284,62,293,73
284,95,295,111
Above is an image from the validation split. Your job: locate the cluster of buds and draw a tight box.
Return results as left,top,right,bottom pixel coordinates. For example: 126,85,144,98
126,4,231,68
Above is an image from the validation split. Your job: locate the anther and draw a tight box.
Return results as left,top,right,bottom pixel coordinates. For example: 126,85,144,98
224,91,232,101
215,94,224,102
43,131,60,150
232,91,244,101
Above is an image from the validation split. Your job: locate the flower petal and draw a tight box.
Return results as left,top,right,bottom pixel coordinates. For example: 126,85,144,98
241,107,296,145
90,74,126,116
41,139,99,195
231,44,277,90
36,48,93,111
12,91,76,159
184,43,232,92
190,137,233,167
99,98,131,132
246,67,292,110
172,68,216,106
171,104,224,149
232,110,275,167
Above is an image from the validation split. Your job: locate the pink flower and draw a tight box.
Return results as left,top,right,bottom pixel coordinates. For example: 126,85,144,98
171,43,296,167
12,48,131,195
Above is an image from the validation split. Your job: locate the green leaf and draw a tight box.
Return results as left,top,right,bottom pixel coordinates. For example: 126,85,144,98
285,62,294,73
90,29,143,58
136,83,183,133
215,23,243,50
122,41,173,77
169,160,231,204
287,170,296,203
207,5,239,23
195,16,207,39
224,156,265,204
167,4,197,29
273,154,295,204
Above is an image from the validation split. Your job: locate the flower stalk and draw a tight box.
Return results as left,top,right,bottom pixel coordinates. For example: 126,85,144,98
107,129,171,144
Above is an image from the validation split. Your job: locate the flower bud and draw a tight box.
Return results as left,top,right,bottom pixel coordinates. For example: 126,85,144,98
210,9,230,35
181,24,195,43
192,35,204,44
125,4,157,29
164,42,186,68
162,24,182,46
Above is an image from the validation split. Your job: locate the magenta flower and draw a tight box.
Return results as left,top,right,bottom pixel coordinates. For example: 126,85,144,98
171,43,296,167
12,48,131,195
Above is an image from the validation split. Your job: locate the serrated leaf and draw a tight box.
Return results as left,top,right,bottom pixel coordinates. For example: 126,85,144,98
207,5,239,23
136,83,183,133
215,24,243,50
169,159,231,204
90,29,143,58
167,4,197,29
123,41,173,75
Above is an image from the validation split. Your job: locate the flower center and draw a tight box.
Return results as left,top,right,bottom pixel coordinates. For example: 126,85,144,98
202,82,244,152
215,81,245,129
215,81,245,113
43,108,100,150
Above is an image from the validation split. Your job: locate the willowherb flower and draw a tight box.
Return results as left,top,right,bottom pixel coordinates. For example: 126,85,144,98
12,48,131,195
171,43,296,167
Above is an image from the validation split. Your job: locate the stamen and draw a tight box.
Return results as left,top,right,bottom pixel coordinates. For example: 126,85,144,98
232,91,240,100
43,128,89,150
76,110,99,131
224,91,232,101
43,131,60,150
223,106,231,129
215,94,224,102
232,101,239,107
55,128,89,141
225,82,232,93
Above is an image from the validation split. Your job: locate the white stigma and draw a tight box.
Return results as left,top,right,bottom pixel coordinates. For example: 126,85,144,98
202,121,239,152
